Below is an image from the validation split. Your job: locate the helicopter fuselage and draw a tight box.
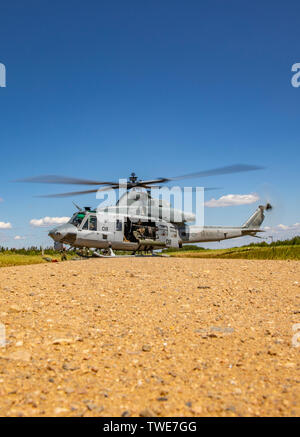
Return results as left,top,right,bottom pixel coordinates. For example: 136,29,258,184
48,205,266,252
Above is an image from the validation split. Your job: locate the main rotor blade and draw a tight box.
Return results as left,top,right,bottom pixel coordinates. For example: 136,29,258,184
134,178,169,186
18,175,118,186
126,164,263,187
96,185,121,192
37,188,101,198
37,184,123,197
18,164,264,197
139,184,221,191
166,164,264,182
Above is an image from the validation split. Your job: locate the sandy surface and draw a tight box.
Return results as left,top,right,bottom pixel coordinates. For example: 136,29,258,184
0,258,299,417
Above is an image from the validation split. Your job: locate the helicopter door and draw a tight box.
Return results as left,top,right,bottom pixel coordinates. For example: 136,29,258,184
77,215,101,247
167,224,180,248
114,217,123,242
77,217,89,245
156,222,169,245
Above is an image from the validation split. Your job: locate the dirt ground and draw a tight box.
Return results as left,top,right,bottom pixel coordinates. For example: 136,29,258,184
0,258,299,417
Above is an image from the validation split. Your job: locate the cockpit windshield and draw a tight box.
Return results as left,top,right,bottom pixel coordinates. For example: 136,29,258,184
70,213,85,228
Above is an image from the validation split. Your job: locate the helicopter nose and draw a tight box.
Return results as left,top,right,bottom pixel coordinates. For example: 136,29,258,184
48,224,77,244
48,227,61,241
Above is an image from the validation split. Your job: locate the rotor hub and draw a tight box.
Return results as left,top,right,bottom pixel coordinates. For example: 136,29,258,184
129,172,138,184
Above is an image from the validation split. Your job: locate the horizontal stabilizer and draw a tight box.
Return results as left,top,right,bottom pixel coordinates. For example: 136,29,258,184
241,228,265,235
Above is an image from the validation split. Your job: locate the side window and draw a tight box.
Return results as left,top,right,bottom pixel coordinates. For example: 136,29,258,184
82,218,88,230
89,216,97,231
116,219,122,231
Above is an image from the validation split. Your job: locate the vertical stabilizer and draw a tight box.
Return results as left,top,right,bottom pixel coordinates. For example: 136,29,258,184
242,203,272,229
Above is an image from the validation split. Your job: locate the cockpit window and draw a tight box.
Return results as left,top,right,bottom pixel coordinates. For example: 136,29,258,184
70,213,85,228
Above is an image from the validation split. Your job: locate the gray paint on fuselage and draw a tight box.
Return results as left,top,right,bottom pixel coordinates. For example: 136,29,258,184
48,204,268,250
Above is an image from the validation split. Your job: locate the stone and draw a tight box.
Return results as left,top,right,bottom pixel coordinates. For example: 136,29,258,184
122,411,130,417
54,407,69,415
86,402,97,411
52,338,74,345
8,350,31,362
9,305,21,313
139,408,156,417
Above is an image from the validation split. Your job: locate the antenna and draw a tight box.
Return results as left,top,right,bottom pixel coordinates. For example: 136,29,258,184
72,201,81,211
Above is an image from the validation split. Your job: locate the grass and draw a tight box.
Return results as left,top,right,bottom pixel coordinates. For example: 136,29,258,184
165,245,300,260
0,253,46,267
0,253,69,267
1,237,300,266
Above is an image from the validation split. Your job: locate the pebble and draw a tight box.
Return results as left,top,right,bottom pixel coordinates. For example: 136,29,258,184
139,408,156,417
52,338,74,345
8,305,21,313
122,410,130,417
54,407,69,415
8,350,31,362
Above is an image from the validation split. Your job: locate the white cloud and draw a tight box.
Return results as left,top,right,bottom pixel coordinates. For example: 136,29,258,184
205,193,260,208
264,223,300,233
278,224,290,230
30,216,70,227
14,235,25,240
0,221,12,229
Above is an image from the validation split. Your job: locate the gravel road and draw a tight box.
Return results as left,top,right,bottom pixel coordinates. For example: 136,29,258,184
0,258,299,417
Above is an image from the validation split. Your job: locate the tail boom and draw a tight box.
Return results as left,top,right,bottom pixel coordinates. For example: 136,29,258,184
179,204,271,244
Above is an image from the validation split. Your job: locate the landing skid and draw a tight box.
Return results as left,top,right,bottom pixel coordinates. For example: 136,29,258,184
93,247,116,257
74,248,168,259
93,252,166,258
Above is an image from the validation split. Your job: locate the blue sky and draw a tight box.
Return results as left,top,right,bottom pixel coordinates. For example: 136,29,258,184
0,0,299,248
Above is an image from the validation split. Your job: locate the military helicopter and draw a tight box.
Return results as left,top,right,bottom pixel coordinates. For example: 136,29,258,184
20,164,272,256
